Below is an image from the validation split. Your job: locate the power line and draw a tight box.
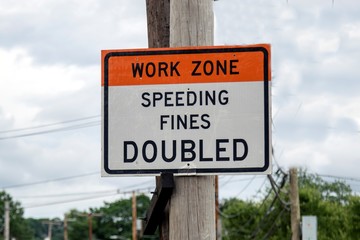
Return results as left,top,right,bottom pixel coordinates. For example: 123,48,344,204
15,186,155,199
219,166,289,238
14,189,119,198
0,121,100,140
267,175,290,210
234,175,257,197
260,208,287,240
0,115,100,134
22,187,153,209
317,173,360,183
1,171,154,197
219,176,234,188
220,176,264,188
23,192,119,209
121,179,155,190
1,171,100,189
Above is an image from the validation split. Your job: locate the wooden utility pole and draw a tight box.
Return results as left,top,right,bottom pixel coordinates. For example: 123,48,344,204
64,214,68,240
77,212,102,240
145,0,215,239
48,222,53,240
88,213,102,240
4,201,10,240
290,168,300,240
43,220,61,240
88,214,93,240
145,1,170,239
168,0,216,239
132,191,137,240
146,0,170,48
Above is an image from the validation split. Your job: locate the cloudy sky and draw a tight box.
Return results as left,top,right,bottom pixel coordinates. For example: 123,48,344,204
1,0,359,219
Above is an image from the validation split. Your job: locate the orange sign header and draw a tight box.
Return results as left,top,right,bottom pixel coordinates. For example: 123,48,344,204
102,44,271,87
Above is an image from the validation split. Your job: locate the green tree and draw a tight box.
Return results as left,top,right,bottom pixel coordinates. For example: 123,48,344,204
0,191,33,240
220,170,359,240
220,198,260,239
66,194,154,240
67,209,92,240
26,218,47,240
298,170,352,204
26,218,63,240
298,170,358,240
348,196,360,238
94,194,152,240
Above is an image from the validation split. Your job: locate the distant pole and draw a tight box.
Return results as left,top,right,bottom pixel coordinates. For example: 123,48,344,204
87,213,102,240
43,220,61,240
169,0,216,239
76,212,102,240
88,214,92,240
64,214,68,240
132,191,137,240
4,201,10,240
48,222,53,240
43,220,62,240
290,168,300,240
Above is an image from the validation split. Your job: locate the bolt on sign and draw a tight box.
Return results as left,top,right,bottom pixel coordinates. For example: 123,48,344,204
101,44,271,176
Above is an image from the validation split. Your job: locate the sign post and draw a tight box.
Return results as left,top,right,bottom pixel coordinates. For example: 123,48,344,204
101,45,271,176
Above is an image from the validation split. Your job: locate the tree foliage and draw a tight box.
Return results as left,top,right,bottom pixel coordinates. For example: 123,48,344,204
220,198,261,239
93,194,151,239
67,208,95,240
220,170,360,240
26,218,63,240
66,194,153,240
0,191,32,240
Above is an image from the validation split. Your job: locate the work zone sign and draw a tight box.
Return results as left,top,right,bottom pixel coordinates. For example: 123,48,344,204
101,45,271,176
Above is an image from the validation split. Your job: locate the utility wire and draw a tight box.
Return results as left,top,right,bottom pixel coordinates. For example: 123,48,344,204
220,176,265,188
219,167,289,238
23,187,153,209
267,175,290,210
219,176,234,188
0,115,100,134
24,192,119,209
14,189,119,198
0,121,100,140
1,172,154,194
260,208,287,240
121,179,155,190
249,195,278,239
15,186,155,199
224,176,263,185
317,173,360,182
14,186,156,199
234,175,257,197
1,171,100,189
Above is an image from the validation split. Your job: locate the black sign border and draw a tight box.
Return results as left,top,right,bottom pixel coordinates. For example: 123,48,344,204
103,46,270,175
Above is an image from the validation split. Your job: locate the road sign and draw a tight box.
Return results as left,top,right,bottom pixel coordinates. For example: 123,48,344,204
101,45,271,176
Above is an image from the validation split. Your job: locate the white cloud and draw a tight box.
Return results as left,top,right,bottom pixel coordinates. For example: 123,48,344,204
345,22,360,39
273,60,303,95
1,0,360,219
0,0,148,65
295,28,340,55
0,47,98,126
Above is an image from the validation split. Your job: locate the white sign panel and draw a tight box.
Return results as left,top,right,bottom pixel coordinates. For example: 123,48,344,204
302,216,317,240
101,45,271,175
